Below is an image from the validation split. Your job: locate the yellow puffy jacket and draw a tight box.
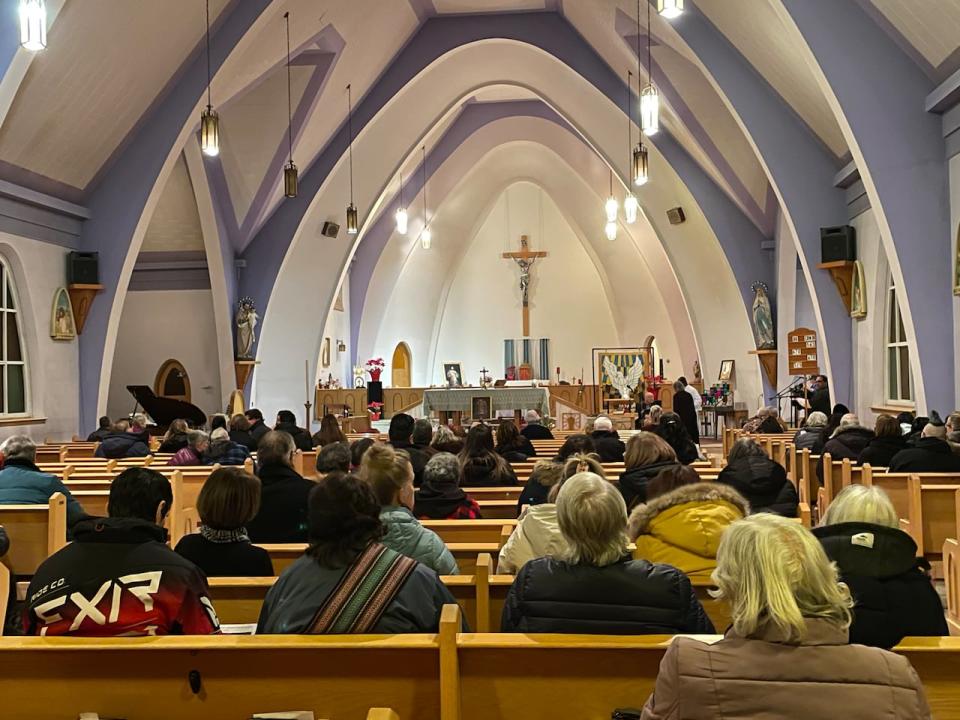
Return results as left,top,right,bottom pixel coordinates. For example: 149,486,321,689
627,482,750,580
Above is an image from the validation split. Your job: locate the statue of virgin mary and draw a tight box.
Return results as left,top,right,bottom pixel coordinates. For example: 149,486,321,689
751,282,776,350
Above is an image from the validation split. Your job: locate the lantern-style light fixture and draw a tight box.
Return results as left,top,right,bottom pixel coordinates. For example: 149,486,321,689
345,83,358,235
639,0,659,137
605,221,618,242
395,173,408,235
633,142,649,187
200,0,219,157
19,0,46,52
282,12,298,198
624,70,639,223
605,170,619,223
420,146,431,249
658,0,684,19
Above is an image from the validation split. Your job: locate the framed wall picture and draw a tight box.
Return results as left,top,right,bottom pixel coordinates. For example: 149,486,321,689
560,412,582,431
471,395,492,420
718,359,735,382
50,287,76,341
591,346,653,414
442,362,463,388
321,337,331,368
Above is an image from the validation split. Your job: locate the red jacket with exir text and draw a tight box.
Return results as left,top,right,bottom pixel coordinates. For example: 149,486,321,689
24,517,220,636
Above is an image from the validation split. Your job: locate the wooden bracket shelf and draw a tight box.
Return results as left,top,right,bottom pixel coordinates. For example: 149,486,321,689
817,261,855,314
748,349,778,388
67,284,104,335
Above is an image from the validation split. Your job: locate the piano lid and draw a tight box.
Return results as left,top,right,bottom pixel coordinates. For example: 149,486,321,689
126,385,207,428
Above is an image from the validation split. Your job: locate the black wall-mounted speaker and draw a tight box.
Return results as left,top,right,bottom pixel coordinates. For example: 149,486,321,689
820,225,856,263
66,252,99,285
321,221,340,238
666,207,686,225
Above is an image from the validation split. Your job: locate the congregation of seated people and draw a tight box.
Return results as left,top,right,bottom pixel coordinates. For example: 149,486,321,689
4,398,958,720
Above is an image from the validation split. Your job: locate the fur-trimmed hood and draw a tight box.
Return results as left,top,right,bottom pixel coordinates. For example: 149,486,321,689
628,482,750,536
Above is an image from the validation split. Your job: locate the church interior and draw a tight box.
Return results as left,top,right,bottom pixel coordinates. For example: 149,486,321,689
0,0,959,717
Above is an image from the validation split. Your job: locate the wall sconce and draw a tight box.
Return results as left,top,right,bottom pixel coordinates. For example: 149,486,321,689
337,340,347,353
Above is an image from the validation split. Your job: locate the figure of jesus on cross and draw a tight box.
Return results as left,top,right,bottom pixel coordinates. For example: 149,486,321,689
502,234,547,336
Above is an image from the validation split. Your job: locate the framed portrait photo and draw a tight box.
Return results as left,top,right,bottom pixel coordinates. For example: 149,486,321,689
471,395,492,421
50,287,76,341
718,359,735,382
442,362,463,388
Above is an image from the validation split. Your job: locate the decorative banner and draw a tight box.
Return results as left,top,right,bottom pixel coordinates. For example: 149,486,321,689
786,327,820,376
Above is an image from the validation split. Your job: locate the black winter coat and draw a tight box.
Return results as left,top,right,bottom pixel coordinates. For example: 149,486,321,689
249,420,270,446
813,522,947,648
888,437,960,473
389,440,431,486
520,423,554,440
589,430,626,462
274,422,313,452
792,427,827,454
672,390,700,444
95,433,150,459
229,429,258,453
175,533,274,577
857,435,908,468
618,460,681,510
159,433,189,453
460,454,518,487
717,456,798,517
500,555,714,635
515,477,551,513
817,426,875,482
247,463,314,543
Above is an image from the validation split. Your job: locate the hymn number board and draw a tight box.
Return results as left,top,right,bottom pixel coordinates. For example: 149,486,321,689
786,327,820,376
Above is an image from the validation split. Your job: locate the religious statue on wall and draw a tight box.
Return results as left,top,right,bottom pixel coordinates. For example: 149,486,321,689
235,297,259,359
751,282,775,349
850,260,867,319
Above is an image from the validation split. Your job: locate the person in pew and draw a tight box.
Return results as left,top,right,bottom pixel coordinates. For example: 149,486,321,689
823,402,851,439
316,441,351,476
618,432,680,511
817,413,875,483
808,374,832,415
362,443,458,575
640,404,663,431
175,467,273,577
0,435,87,527
888,420,960,473
589,416,626,462
25,467,220,637
520,410,554,440
158,418,190,453
515,459,564,513
274,410,313,452
202,428,250,466
905,415,930,447
257,472,464,634
411,418,439,460
414,452,482,520
553,433,596,462
245,408,270,447
671,382,700,445
168,430,209,466
312,413,347,448
628,465,749,581
459,424,518,487
741,406,784,434
209,414,228,433
717,438,798,517
501,472,713,634
499,457,602,574
350,437,375,471
228,413,258,453
86,415,113,442
247,431,314,543
431,425,464,455
653,412,700,464
813,485,947,649
857,414,907,468
387,413,430,486
495,420,536,462
792,410,828,454
639,514,931,719
95,419,150,459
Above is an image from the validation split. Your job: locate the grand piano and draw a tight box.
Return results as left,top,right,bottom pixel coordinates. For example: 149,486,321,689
126,385,207,430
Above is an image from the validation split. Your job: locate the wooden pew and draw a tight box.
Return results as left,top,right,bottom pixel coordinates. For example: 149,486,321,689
945,537,960,635
900,479,960,574
0,492,67,576
293,449,320,480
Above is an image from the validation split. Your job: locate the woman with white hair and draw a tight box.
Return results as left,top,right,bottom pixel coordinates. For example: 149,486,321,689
792,410,828,453
812,485,947,648
817,413,875,483
640,514,931,719
500,472,713,634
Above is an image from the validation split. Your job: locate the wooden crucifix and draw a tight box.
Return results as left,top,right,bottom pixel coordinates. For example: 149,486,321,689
502,234,547,336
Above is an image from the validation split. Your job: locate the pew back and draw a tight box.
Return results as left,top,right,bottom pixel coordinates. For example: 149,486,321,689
0,492,67,576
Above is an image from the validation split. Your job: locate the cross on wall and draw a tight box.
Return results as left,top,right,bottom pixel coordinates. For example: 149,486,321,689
501,235,547,337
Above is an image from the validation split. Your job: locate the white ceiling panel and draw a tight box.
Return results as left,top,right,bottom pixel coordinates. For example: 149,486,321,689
142,153,203,253
868,0,960,69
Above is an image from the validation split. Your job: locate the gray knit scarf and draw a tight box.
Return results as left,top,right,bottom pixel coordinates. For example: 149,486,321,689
200,525,250,544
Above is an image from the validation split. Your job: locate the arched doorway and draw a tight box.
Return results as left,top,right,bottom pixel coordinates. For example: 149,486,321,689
391,343,411,388
154,359,191,402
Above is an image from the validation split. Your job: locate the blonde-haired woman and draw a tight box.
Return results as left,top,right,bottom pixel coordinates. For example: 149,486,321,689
501,472,713,634
641,514,931,719
361,443,458,575
814,485,946,648
499,455,603,574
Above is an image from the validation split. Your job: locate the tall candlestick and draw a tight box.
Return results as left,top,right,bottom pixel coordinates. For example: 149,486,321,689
305,360,309,401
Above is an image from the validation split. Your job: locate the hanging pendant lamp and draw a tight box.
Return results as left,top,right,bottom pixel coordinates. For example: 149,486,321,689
345,83,358,235
282,12,298,198
639,0,659,137
200,0,220,157
605,170,619,223
658,0,684,19
624,69,639,223
19,0,46,51
420,146,431,249
395,173,408,235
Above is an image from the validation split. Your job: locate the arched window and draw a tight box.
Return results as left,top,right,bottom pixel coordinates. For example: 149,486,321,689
0,258,27,416
885,276,913,404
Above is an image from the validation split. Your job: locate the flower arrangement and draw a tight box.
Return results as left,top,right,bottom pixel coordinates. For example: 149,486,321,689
365,358,385,382
368,401,384,421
